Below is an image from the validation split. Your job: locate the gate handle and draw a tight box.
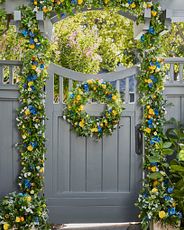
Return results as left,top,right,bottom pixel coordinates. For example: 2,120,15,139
135,124,143,155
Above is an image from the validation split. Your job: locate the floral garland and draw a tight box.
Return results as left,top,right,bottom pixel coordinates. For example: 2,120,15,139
63,79,123,138
0,0,182,230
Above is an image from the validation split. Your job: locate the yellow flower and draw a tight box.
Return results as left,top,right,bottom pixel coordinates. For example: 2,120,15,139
28,81,34,87
146,105,150,109
112,95,117,101
15,217,21,223
20,217,24,222
144,127,151,134
27,145,33,152
149,65,156,71
43,6,48,13
159,211,166,219
151,11,157,17
26,196,32,202
147,79,152,84
40,167,44,173
87,79,93,84
149,108,154,115
32,65,37,70
3,223,9,230
25,109,30,116
78,0,83,4
30,44,35,49
79,105,84,111
91,127,98,132
76,95,81,101
79,120,85,128
151,166,157,172
153,180,159,187
102,84,106,89
152,188,158,193
147,3,152,8
130,2,136,8
34,1,37,5
112,110,117,116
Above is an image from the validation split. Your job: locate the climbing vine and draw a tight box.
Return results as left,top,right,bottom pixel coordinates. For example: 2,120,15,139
0,0,182,230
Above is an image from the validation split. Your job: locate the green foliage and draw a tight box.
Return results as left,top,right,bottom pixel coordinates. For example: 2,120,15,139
165,118,184,223
0,192,50,230
52,10,136,73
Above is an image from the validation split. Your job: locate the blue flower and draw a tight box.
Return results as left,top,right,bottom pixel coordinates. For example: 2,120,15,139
107,94,112,99
27,74,37,82
32,61,38,66
148,83,153,88
128,0,133,4
150,136,160,145
148,124,153,128
150,75,157,83
148,118,153,125
168,207,176,216
29,38,35,44
18,193,24,197
24,179,31,189
23,83,27,89
83,83,89,92
164,196,171,201
29,31,35,37
71,0,77,4
30,141,38,148
28,105,37,115
156,61,161,68
167,187,174,194
148,27,155,35
21,29,28,37
143,193,148,198
140,34,145,42
154,109,159,116
31,86,35,91
98,125,102,133
40,64,45,69
150,162,158,166
69,93,74,99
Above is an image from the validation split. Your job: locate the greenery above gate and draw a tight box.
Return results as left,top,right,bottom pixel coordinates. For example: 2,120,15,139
0,0,182,230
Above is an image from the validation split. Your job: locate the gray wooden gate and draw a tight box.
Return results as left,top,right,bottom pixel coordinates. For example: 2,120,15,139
45,63,143,224
1,59,183,224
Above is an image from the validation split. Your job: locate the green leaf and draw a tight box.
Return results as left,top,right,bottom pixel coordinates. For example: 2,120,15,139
149,172,163,179
162,149,174,155
163,142,172,149
170,165,184,172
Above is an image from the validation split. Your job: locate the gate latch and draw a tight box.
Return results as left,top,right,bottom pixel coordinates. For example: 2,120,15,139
135,124,143,155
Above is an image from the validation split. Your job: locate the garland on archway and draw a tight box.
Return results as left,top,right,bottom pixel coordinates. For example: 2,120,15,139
63,79,123,138
0,1,182,230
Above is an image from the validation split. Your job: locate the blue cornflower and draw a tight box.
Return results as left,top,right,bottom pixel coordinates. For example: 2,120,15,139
23,83,27,89
154,109,159,116
29,38,35,44
69,93,74,99
128,0,133,4
150,136,160,145
98,125,102,133
107,94,112,99
28,105,37,115
71,0,77,4
150,75,157,83
167,187,174,194
168,207,176,216
24,179,31,189
164,196,171,201
148,83,153,88
156,61,161,68
148,27,155,35
83,83,89,92
148,118,153,125
29,31,35,37
21,29,28,37
140,34,145,42
40,64,45,69
30,141,38,148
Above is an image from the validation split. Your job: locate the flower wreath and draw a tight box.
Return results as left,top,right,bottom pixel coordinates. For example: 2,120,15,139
63,79,123,138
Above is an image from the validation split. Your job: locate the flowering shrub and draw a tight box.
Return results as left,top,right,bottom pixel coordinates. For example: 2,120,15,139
52,10,136,73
